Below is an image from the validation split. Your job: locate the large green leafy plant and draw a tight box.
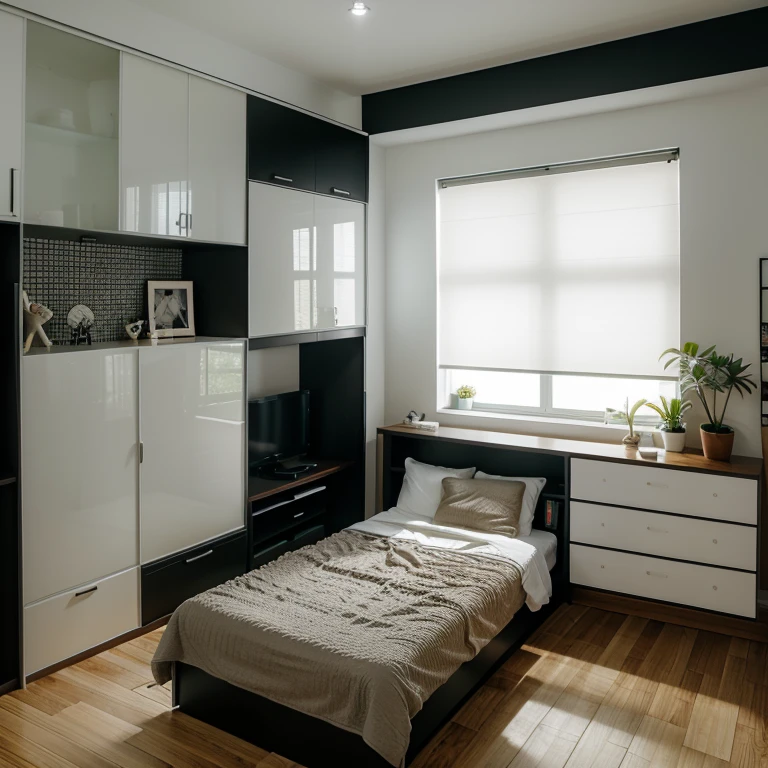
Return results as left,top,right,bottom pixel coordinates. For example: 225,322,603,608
660,342,756,434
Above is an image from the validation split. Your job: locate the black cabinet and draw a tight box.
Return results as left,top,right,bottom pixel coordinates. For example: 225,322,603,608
247,95,369,202
140,530,247,625
247,96,317,192
315,120,368,202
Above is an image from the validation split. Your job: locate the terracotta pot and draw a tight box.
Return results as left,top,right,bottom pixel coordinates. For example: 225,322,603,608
700,425,734,462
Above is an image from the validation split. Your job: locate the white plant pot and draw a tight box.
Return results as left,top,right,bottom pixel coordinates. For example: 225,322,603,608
457,398,473,411
661,429,686,452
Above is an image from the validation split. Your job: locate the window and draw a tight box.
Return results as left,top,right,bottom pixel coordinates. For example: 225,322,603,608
438,151,680,421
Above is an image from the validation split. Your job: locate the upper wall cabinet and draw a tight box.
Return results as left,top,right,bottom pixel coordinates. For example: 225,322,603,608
247,95,369,202
24,22,119,231
120,54,246,244
0,11,23,222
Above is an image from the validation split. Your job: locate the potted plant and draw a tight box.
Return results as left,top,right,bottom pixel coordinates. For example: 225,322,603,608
660,342,757,462
456,385,476,410
644,396,691,452
618,398,647,446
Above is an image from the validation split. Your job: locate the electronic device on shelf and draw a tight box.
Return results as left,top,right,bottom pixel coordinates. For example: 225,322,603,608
248,390,316,479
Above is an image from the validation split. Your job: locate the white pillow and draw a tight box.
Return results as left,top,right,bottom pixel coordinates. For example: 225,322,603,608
397,457,476,518
473,471,546,536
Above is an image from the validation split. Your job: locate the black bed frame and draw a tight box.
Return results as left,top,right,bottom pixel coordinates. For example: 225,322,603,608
173,429,569,767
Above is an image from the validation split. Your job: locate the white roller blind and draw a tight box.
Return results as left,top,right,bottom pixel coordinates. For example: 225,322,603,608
438,155,680,378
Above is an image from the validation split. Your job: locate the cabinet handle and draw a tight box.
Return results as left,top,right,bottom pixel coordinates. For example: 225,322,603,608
646,570,668,578
139,442,144,464
273,175,294,184
646,525,669,534
294,486,326,501
176,212,189,234
185,549,214,564
332,187,351,197
75,585,98,598
8,168,19,217
294,512,305,518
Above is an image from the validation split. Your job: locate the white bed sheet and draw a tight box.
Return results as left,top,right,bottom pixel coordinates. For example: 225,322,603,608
348,507,555,611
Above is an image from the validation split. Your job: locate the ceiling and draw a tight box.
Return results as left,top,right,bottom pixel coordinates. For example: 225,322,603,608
128,0,768,95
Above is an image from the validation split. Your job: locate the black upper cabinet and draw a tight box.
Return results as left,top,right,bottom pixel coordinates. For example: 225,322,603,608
247,95,369,202
247,96,317,191
314,119,368,202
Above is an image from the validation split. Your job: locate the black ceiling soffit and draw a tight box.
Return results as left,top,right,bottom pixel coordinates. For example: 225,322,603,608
361,7,768,135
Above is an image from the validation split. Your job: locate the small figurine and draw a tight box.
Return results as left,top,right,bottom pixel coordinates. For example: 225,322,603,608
67,304,94,346
22,291,53,352
125,320,144,341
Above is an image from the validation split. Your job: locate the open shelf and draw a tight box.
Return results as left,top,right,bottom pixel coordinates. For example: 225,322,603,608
23,335,245,357
248,459,354,503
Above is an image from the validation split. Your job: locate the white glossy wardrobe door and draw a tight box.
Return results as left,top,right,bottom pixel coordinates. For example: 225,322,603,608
313,195,366,329
22,350,139,605
188,76,246,244
249,182,316,337
0,10,23,221
140,342,245,564
120,54,189,237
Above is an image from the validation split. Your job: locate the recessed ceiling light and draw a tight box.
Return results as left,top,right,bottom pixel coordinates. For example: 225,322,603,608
349,2,370,16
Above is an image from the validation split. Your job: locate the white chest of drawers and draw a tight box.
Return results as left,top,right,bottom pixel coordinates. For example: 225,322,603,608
569,458,759,619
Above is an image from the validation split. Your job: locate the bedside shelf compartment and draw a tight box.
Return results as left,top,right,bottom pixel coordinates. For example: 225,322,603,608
140,530,247,625
571,501,757,572
571,458,757,524
570,544,756,618
252,523,326,569
252,485,327,546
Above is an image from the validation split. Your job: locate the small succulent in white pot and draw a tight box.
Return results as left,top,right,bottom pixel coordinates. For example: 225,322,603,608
456,385,476,411
645,396,691,453
618,398,647,446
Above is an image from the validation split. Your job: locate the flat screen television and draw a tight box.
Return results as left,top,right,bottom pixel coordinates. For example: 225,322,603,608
248,390,310,470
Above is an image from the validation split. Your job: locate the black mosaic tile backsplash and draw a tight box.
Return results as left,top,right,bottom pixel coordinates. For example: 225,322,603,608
23,238,183,344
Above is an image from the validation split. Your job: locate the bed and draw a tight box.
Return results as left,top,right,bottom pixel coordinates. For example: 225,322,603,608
152,455,564,768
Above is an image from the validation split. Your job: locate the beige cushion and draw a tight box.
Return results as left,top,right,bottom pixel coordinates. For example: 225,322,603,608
433,477,526,537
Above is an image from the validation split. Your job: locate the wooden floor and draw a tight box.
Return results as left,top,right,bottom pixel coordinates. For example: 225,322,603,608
0,604,766,767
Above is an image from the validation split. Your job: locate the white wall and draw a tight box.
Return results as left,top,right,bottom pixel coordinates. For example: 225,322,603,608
4,0,361,127
380,84,768,458
365,144,386,517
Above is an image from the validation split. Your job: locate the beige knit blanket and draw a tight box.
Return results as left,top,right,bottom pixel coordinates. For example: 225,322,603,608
152,530,525,767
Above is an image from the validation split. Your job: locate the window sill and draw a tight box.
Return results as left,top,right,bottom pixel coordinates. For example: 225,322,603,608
437,407,658,433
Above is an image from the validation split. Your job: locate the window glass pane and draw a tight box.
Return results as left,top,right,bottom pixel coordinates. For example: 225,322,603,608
552,375,676,415
447,369,540,408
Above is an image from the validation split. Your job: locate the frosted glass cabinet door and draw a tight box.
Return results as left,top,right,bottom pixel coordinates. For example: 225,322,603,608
188,76,246,244
314,195,366,329
0,10,22,221
139,342,245,564
120,54,189,237
22,351,139,605
249,182,315,337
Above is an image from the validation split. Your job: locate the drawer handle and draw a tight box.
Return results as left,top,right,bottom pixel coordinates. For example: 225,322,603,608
646,481,668,489
273,175,294,183
185,549,214,564
75,585,98,598
294,512,305,518
646,525,669,534
332,187,351,197
294,486,326,501
646,570,668,579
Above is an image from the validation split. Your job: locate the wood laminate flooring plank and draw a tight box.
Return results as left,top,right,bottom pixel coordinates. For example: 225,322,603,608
1,604,766,768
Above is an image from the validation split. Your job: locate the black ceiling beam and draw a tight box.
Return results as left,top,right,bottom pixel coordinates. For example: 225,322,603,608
362,7,768,135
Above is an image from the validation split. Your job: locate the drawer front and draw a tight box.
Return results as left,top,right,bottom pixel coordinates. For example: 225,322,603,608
252,523,326,569
141,531,246,625
571,501,757,571
570,544,756,618
571,458,757,524
24,567,139,675
252,485,327,546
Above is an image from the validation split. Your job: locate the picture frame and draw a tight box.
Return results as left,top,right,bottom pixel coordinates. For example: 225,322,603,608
147,280,195,339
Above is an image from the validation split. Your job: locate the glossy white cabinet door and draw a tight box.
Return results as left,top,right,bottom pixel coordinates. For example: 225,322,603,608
188,76,246,244
120,53,189,237
249,182,316,337
140,342,245,563
22,351,139,605
0,10,23,221
314,194,366,329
